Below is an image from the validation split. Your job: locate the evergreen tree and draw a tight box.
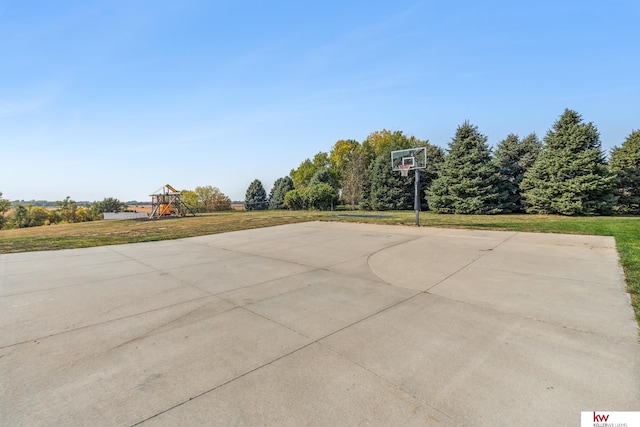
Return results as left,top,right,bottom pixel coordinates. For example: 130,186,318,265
427,122,503,214
423,144,445,182
610,129,640,214
422,143,445,210
493,133,542,213
368,154,414,210
364,141,444,211
268,176,294,209
521,109,616,215
308,168,336,188
245,179,267,210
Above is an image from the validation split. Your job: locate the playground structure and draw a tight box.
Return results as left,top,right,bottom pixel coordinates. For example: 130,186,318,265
149,184,196,219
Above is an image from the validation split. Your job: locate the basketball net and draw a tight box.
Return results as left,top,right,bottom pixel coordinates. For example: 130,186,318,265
398,164,411,177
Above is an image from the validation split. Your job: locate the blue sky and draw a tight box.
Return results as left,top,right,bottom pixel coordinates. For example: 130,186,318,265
1,0,638,202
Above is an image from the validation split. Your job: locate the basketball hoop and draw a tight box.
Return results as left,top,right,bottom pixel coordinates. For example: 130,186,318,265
391,148,426,227
398,164,411,177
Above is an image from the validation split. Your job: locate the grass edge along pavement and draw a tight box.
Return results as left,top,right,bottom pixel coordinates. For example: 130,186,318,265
1,210,639,325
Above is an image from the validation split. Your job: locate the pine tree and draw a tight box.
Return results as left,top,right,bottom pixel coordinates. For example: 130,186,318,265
245,179,267,210
427,122,503,214
424,143,445,184
268,176,294,209
422,143,445,208
493,133,542,213
309,168,336,188
368,154,414,210
521,109,616,215
610,129,640,214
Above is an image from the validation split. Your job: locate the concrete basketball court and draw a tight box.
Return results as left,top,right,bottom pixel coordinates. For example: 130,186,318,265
1,221,638,426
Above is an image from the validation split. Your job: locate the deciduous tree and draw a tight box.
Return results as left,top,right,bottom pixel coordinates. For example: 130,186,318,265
206,188,232,211
0,192,10,229
29,206,51,226
180,190,203,212
329,139,360,188
74,206,91,222
329,139,360,173
92,197,126,214
341,149,368,209
283,184,337,210
11,204,29,228
55,196,77,223
290,152,332,189
362,129,411,159
284,188,305,210
10,204,52,227
194,186,215,209
306,184,338,210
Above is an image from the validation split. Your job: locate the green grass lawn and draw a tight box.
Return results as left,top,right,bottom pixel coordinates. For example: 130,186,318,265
1,210,639,323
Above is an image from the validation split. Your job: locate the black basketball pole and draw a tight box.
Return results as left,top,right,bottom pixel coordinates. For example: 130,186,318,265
414,168,420,226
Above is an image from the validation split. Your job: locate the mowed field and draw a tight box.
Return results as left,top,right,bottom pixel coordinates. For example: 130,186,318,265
127,204,245,214
1,210,639,324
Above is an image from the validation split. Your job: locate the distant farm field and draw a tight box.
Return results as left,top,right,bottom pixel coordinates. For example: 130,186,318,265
1,211,639,324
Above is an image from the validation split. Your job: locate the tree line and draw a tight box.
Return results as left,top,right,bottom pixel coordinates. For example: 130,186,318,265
3,108,637,229
0,196,128,229
244,177,338,211
245,109,639,215
0,185,234,229
180,186,232,212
